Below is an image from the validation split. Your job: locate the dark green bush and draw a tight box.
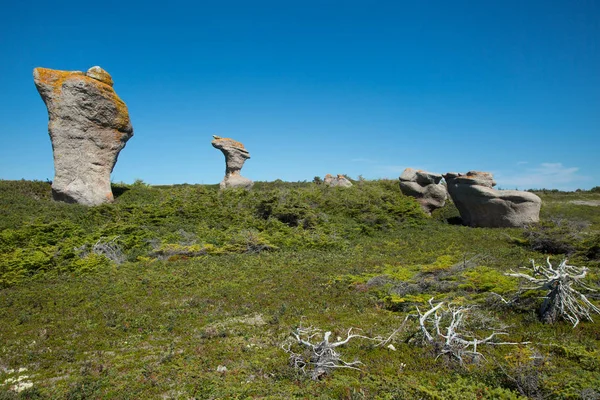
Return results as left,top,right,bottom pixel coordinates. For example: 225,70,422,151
582,233,600,261
521,220,582,255
0,179,424,285
431,200,462,224
0,180,599,398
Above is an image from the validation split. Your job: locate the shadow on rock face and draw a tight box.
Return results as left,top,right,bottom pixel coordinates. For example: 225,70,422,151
446,216,464,226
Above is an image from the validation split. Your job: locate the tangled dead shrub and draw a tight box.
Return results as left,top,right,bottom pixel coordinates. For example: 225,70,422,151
501,258,600,327
415,298,527,365
282,325,382,380
78,237,125,265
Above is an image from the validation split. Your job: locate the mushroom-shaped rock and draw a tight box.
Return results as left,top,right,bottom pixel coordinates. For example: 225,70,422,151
443,171,541,228
323,174,353,188
399,168,447,214
211,135,253,189
33,66,133,206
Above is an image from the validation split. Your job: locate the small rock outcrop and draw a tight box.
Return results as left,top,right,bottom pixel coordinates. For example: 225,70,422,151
211,135,253,189
444,171,542,228
33,66,133,206
324,174,353,188
399,168,447,214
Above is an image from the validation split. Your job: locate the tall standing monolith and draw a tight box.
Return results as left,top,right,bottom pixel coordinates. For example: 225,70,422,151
33,66,133,205
211,135,253,189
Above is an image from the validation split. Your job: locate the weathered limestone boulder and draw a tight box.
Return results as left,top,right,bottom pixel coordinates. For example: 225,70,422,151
33,66,133,206
444,171,541,228
399,168,447,214
211,135,253,189
324,174,353,187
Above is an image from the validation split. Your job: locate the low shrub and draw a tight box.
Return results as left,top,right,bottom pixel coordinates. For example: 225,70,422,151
521,220,582,255
0,179,425,285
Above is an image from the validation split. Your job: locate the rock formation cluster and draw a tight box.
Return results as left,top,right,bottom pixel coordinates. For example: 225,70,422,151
33,66,133,206
398,168,447,214
444,171,542,228
324,174,353,188
211,135,254,189
31,66,546,227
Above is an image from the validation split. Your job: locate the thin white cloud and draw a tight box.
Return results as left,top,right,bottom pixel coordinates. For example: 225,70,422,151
378,165,407,174
351,158,376,163
496,162,590,190
377,165,434,175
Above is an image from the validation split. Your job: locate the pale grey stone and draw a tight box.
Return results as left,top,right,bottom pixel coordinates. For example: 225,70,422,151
399,168,447,214
211,135,253,189
455,170,496,188
444,171,541,227
399,168,443,186
323,174,353,187
33,66,133,206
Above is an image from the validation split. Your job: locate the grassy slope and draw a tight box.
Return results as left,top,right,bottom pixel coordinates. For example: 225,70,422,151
0,180,599,399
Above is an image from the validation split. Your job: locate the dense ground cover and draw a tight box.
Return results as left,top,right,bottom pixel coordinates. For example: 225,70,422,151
1,180,599,399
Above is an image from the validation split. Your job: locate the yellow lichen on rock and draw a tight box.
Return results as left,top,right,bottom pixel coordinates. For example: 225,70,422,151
93,83,131,131
86,66,114,87
33,68,85,96
33,66,133,206
212,136,245,149
211,135,253,189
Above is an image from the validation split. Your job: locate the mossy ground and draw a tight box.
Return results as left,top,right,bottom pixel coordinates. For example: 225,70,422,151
1,180,599,398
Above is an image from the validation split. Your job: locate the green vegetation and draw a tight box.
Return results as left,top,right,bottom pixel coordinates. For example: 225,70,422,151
1,180,599,398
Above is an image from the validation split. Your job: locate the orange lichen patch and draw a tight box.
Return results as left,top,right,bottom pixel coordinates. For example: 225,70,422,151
86,66,114,87
213,137,245,148
111,97,131,131
90,80,132,131
85,72,116,91
105,192,114,201
34,68,85,95
34,67,132,133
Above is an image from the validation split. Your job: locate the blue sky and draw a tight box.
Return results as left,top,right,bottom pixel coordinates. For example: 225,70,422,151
0,0,598,190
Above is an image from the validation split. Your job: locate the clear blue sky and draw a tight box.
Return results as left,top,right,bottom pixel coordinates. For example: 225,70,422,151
1,0,598,190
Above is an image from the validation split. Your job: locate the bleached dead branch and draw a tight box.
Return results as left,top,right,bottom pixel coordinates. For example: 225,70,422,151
378,314,411,348
282,325,382,380
91,236,125,264
76,236,125,264
505,258,600,327
417,298,528,364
